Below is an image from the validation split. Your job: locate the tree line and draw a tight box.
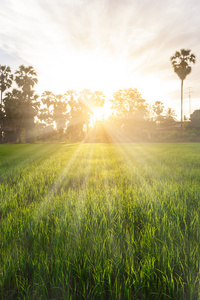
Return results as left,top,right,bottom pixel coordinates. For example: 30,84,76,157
0,52,200,143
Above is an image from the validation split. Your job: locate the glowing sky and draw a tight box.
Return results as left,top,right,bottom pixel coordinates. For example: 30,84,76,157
1,0,200,118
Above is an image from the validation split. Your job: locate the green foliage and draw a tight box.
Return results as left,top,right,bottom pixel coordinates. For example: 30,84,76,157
152,101,164,117
15,65,38,97
190,109,200,129
1,143,200,299
0,65,13,105
110,88,148,139
1,62,200,143
91,90,105,108
170,49,196,81
66,89,93,141
0,65,39,143
53,94,68,134
111,88,147,116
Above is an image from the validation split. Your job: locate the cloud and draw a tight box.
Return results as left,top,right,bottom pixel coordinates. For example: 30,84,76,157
0,0,200,116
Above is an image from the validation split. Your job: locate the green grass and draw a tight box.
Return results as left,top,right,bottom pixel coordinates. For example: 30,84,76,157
0,143,200,299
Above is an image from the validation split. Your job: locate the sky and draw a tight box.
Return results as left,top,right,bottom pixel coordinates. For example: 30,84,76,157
0,0,200,119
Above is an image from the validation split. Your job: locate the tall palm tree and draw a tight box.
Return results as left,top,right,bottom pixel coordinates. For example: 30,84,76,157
15,65,38,100
0,65,13,106
15,65,39,142
170,49,196,128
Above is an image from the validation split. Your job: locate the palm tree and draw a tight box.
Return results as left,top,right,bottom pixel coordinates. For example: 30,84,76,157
15,65,39,142
0,65,13,106
170,49,196,128
165,107,177,119
15,65,38,100
152,101,164,124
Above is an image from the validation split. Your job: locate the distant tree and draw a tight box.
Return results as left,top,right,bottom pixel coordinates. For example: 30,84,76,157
65,90,81,141
111,88,146,116
110,88,147,139
65,89,95,141
0,104,4,121
91,91,105,108
3,65,40,142
65,89,77,107
190,109,200,129
41,91,55,109
165,107,177,119
152,101,165,124
37,91,56,141
15,65,38,99
78,89,93,132
14,65,39,142
91,90,105,126
170,49,196,128
163,107,177,126
0,104,4,143
53,94,68,140
3,89,24,142
0,65,13,106
39,91,55,126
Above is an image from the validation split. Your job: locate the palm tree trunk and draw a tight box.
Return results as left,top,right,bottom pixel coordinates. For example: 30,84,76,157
0,91,2,143
181,79,183,133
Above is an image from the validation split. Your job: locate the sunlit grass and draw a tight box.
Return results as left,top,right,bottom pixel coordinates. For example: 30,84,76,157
0,143,200,299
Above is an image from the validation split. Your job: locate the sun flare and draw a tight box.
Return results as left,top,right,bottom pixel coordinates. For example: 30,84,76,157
90,102,112,126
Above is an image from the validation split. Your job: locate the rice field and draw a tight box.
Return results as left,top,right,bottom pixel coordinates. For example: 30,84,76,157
0,143,200,299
